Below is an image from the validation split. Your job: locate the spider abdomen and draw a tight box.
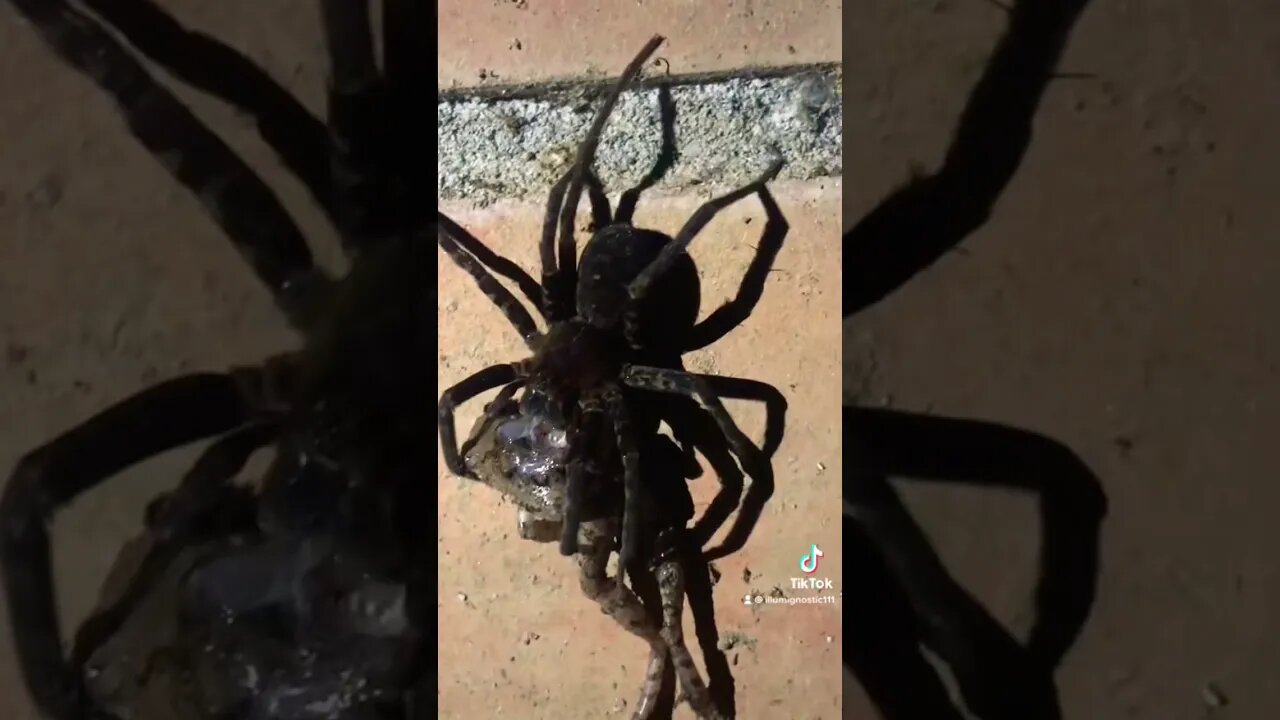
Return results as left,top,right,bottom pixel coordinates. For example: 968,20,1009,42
577,225,701,351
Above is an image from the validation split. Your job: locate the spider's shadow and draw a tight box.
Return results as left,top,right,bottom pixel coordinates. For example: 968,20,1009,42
842,1,1105,718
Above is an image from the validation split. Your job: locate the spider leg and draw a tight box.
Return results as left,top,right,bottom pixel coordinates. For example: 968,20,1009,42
437,223,541,345
7,0,329,328
683,183,789,352
615,85,678,226
70,423,274,668
660,399,744,550
557,391,612,557
0,374,252,719
438,212,543,313
577,520,669,720
438,362,528,478
653,551,723,720
625,158,784,346
539,170,572,318
320,0,398,248
584,172,614,234
542,168,615,320
620,366,773,560
144,423,277,544
459,380,523,460
74,0,333,218
558,460,587,557
555,36,664,307
660,376,786,551
598,387,644,577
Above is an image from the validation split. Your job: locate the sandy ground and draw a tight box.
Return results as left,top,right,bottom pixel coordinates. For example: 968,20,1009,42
843,1,1280,718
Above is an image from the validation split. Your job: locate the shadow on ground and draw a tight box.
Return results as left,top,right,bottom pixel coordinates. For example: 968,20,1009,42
842,1,1107,718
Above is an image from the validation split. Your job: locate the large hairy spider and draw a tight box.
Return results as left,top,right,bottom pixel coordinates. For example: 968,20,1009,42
437,35,783,582
438,35,790,720
2,1,429,718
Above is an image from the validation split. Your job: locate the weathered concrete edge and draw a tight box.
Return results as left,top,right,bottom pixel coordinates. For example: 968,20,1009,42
439,67,843,207
437,62,842,103
439,178,842,218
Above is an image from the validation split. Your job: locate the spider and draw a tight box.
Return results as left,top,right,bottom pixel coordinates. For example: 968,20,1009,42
439,35,790,720
436,35,785,592
2,1,429,718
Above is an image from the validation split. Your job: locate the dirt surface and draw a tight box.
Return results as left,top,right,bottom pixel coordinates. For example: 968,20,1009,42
437,186,843,719
844,1,1280,719
438,0,841,88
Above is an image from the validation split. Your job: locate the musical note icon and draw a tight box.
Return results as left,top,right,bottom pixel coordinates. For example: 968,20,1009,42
799,544,824,574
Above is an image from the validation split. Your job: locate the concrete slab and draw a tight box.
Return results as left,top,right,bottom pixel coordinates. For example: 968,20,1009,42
439,71,843,206
438,0,842,89
438,184,842,719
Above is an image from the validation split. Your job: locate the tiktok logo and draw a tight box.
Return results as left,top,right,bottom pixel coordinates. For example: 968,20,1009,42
799,544,824,574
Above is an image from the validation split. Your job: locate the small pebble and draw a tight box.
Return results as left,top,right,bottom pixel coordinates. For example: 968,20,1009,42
1202,682,1228,708
456,592,468,603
